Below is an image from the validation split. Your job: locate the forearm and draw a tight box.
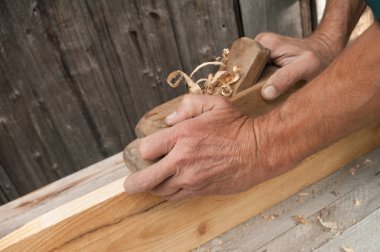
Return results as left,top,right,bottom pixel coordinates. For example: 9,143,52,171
256,22,380,176
311,0,366,54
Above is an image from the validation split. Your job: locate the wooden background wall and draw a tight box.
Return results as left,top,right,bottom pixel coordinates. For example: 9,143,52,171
0,0,311,205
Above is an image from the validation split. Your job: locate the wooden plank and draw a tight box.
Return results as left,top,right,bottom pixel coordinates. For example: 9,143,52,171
0,152,126,239
196,148,380,251
239,0,305,38
0,124,379,251
313,208,380,252
168,0,240,75
0,1,97,195
300,0,313,36
0,162,19,205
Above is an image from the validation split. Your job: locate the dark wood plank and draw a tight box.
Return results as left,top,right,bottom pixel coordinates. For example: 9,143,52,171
239,0,304,38
0,162,19,204
300,0,313,37
0,0,243,204
0,0,184,200
168,0,240,75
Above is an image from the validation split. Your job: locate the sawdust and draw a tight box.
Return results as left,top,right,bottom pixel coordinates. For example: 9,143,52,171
331,190,340,196
312,187,323,198
341,245,355,252
261,213,278,221
363,158,372,164
167,48,241,97
349,164,360,175
293,215,308,225
353,198,362,206
297,192,309,204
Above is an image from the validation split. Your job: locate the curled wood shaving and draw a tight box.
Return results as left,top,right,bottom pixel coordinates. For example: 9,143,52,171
166,48,241,97
317,215,338,230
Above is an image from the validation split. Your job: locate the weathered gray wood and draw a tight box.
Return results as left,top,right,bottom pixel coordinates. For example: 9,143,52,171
313,208,380,252
0,163,19,204
300,0,313,36
196,148,380,251
168,0,240,75
0,0,242,204
239,0,305,38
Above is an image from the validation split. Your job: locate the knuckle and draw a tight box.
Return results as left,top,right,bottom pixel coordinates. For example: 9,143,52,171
138,139,150,159
255,32,270,42
181,175,197,188
255,32,278,47
304,50,317,60
214,95,231,108
181,94,195,107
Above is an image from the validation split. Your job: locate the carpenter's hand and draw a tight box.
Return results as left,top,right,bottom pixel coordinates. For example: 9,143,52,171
124,95,267,201
255,32,340,100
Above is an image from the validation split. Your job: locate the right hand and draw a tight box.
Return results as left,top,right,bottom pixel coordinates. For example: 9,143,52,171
255,32,341,100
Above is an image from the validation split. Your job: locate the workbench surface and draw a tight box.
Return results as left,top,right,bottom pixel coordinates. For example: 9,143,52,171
197,148,380,252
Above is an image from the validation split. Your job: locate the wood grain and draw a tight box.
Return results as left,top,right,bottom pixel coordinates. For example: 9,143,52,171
168,0,240,75
0,152,127,239
0,163,19,205
0,0,240,203
239,0,306,38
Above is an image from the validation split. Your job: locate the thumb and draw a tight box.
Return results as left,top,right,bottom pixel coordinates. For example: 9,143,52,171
165,94,231,126
261,62,306,100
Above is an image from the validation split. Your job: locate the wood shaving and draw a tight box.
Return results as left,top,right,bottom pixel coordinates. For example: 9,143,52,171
331,190,340,196
261,213,278,221
317,215,338,230
297,192,309,196
297,192,309,204
353,198,361,206
342,246,355,252
349,164,359,175
363,158,372,164
166,48,241,97
293,215,308,225
312,187,323,198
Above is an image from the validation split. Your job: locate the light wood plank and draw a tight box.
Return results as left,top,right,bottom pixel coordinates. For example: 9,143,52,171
0,124,379,251
313,208,380,252
0,152,126,239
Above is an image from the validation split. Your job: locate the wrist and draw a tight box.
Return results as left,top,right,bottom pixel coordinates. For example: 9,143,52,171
305,31,343,65
252,111,300,181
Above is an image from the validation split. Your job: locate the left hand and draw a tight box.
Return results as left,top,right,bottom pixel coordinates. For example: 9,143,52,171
123,94,267,201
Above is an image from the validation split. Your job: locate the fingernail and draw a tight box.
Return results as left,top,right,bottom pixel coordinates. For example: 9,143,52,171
262,85,277,100
165,111,176,124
